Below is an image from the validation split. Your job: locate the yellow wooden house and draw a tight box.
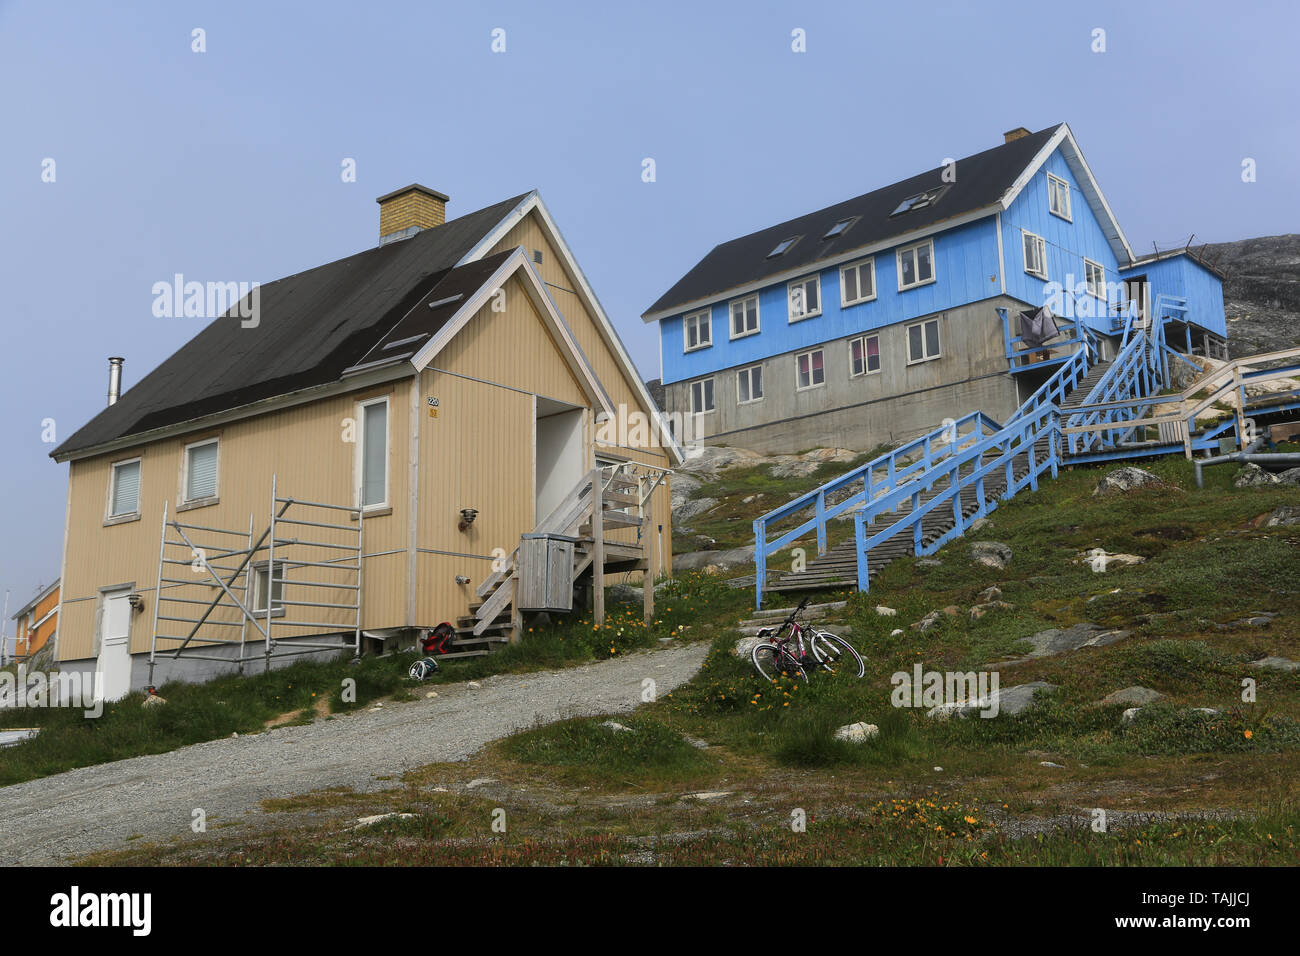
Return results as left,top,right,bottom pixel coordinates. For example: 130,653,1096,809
50,186,680,699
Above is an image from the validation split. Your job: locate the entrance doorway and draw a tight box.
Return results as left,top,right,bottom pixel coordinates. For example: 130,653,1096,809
535,398,585,527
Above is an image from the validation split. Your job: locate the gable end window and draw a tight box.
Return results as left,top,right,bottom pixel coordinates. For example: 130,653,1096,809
840,258,876,306
787,275,821,322
737,365,763,404
906,318,941,364
896,240,935,291
358,397,389,509
683,308,712,352
795,349,825,390
850,335,881,377
690,378,715,414
108,458,141,519
1047,173,1072,221
1023,231,1047,279
182,438,219,504
729,295,759,339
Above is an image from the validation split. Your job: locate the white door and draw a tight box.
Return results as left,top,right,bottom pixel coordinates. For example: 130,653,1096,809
97,588,133,702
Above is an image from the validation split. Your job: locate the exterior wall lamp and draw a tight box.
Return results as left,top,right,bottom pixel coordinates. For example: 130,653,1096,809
458,508,479,532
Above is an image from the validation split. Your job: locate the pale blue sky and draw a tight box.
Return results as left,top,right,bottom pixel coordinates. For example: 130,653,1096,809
1,0,1296,643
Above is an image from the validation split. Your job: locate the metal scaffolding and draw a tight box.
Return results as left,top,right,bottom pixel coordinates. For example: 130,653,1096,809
148,476,363,685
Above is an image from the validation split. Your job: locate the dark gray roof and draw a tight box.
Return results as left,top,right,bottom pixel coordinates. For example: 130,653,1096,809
643,125,1063,318
53,193,529,460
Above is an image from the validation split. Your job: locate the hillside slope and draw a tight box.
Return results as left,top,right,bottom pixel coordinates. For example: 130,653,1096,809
1198,234,1300,355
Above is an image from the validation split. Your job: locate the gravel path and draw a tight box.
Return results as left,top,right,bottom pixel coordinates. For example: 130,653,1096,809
0,642,709,865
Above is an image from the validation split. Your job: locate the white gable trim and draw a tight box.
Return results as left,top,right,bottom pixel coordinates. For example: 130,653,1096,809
999,123,1135,266
459,193,685,464
408,247,615,420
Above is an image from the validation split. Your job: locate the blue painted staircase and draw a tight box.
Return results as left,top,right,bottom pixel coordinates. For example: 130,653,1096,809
753,301,1300,608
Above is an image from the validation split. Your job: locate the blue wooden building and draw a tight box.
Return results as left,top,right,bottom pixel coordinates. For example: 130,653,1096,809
642,124,1227,453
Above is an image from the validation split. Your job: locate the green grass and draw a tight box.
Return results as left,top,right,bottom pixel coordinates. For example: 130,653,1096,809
499,714,714,786
0,572,743,788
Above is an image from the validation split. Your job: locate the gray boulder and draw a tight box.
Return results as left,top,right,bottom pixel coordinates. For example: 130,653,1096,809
1098,685,1164,706
770,459,821,479
1277,467,1300,486
679,445,763,476
971,541,1013,570
927,681,1057,719
1093,466,1165,496
1023,622,1132,658
1235,463,1279,488
669,471,703,512
675,496,719,522
1261,506,1300,528
833,722,879,743
674,546,754,572
1248,656,1299,672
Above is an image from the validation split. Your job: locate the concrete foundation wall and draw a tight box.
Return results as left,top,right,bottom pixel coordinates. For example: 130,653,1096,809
59,635,355,694
665,297,1025,454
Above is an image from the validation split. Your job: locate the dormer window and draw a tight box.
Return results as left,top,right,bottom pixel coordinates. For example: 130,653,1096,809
822,218,856,240
890,186,947,217
767,236,800,258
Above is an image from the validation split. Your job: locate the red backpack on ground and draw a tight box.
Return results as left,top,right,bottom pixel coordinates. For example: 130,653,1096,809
422,622,455,656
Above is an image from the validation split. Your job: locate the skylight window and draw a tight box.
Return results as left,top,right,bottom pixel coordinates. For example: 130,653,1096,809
889,186,947,217
822,218,856,240
767,236,800,258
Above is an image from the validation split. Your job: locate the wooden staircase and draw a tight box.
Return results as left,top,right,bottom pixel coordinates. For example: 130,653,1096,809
462,463,668,649
766,363,1111,595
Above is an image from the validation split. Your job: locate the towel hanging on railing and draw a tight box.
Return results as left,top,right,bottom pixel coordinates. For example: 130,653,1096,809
1019,305,1060,349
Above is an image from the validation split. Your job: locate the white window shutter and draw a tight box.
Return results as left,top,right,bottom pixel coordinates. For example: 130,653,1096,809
112,461,140,515
362,402,388,506
186,442,219,500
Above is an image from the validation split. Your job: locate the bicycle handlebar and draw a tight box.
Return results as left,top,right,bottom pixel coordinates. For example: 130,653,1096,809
783,595,812,627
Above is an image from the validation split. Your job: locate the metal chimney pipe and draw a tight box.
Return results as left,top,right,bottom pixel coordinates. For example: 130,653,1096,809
107,357,124,406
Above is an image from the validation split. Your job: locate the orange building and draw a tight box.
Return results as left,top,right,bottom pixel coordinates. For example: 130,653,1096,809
10,580,59,661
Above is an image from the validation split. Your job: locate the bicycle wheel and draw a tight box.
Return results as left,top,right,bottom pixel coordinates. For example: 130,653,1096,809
752,643,808,683
809,632,865,678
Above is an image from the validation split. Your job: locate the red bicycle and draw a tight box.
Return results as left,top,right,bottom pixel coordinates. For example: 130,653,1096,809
751,596,865,682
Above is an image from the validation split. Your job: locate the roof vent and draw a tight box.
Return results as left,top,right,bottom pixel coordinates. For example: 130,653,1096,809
1003,127,1031,144
376,184,449,243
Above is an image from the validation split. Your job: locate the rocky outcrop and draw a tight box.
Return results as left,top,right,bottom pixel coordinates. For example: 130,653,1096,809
1093,466,1165,496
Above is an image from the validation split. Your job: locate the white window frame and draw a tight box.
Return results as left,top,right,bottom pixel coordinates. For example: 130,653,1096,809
728,294,760,339
1022,230,1048,279
1084,258,1106,299
689,378,716,414
180,437,220,505
251,559,287,616
906,318,942,365
840,257,877,307
849,334,882,378
736,365,764,405
896,239,936,291
787,275,821,323
795,348,826,391
1047,172,1072,221
106,457,142,520
356,395,390,511
682,308,712,352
